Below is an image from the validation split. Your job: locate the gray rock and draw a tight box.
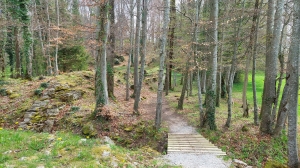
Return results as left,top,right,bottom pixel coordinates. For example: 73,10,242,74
103,136,115,145
47,108,59,116
43,120,54,132
60,90,83,102
102,151,110,158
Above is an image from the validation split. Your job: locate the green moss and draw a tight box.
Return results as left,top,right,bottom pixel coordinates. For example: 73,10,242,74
264,160,287,168
9,93,20,99
82,122,97,137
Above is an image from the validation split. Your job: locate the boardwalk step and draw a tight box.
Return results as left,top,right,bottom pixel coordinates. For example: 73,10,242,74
167,133,226,156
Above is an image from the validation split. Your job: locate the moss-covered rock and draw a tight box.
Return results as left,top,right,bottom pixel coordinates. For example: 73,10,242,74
60,90,84,102
9,93,20,99
124,126,133,132
82,122,97,137
264,160,287,168
55,84,70,92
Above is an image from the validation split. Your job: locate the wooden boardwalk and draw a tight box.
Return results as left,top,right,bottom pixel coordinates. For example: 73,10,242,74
167,133,226,155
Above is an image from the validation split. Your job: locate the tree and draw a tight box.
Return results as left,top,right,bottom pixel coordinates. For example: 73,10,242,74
193,0,204,126
107,0,115,98
53,0,60,76
133,0,141,98
155,0,169,130
202,0,218,130
260,0,284,134
134,0,148,114
126,0,135,101
20,0,33,79
280,0,300,166
251,0,263,125
165,0,176,95
0,0,7,78
225,0,246,128
94,1,109,114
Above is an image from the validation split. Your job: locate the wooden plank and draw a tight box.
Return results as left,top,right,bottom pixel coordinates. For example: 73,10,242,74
167,133,226,155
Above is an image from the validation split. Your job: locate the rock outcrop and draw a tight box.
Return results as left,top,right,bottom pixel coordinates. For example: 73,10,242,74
19,82,84,132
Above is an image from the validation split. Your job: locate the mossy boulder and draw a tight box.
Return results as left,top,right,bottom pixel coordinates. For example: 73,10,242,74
82,122,97,137
60,90,84,102
6,89,13,95
55,84,70,92
264,160,287,168
124,126,133,132
9,93,20,99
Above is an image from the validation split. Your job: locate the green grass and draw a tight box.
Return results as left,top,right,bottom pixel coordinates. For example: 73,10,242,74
0,129,167,167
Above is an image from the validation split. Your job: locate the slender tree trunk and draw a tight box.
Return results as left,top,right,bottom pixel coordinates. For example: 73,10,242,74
134,0,148,114
202,0,218,130
286,1,300,166
94,1,109,114
45,0,52,76
216,0,228,107
226,0,246,127
194,0,204,126
107,0,115,98
34,0,46,75
165,0,176,95
201,70,206,93
244,0,260,118
53,0,59,76
273,11,292,135
252,0,263,126
260,0,284,134
178,60,189,110
155,0,169,130
0,0,7,77
133,0,141,97
126,0,135,101
14,27,21,78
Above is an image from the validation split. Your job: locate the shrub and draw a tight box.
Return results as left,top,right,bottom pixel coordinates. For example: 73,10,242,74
34,89,42,96
40,82,49,88
0,88,7,96
58,45,90,72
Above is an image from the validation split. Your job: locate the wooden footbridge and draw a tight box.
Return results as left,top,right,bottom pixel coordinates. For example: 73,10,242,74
167,133,226,155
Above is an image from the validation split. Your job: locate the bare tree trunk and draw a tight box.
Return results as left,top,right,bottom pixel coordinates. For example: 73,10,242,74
14,27,21,78
107,0,115,98
94,1,109,114
178,60,189,110
189,72,193,96
165,0,176,95
0,0,7,77
201,70,206,93
202,0,218,130
226,3,244,127
46,0,52,76
34,0,46,75
155,0,169,130
134,0,148,114
272,6,291,129
260,0,284,134
244,0,260,118
252,0,263,126
126,0,135,101
273,10,292,135
194,0,204,126
54,0,59,76
133,0,141,97
286,1,300,166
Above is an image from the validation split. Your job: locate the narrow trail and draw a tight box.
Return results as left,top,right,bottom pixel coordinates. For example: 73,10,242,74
160,97,231,168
